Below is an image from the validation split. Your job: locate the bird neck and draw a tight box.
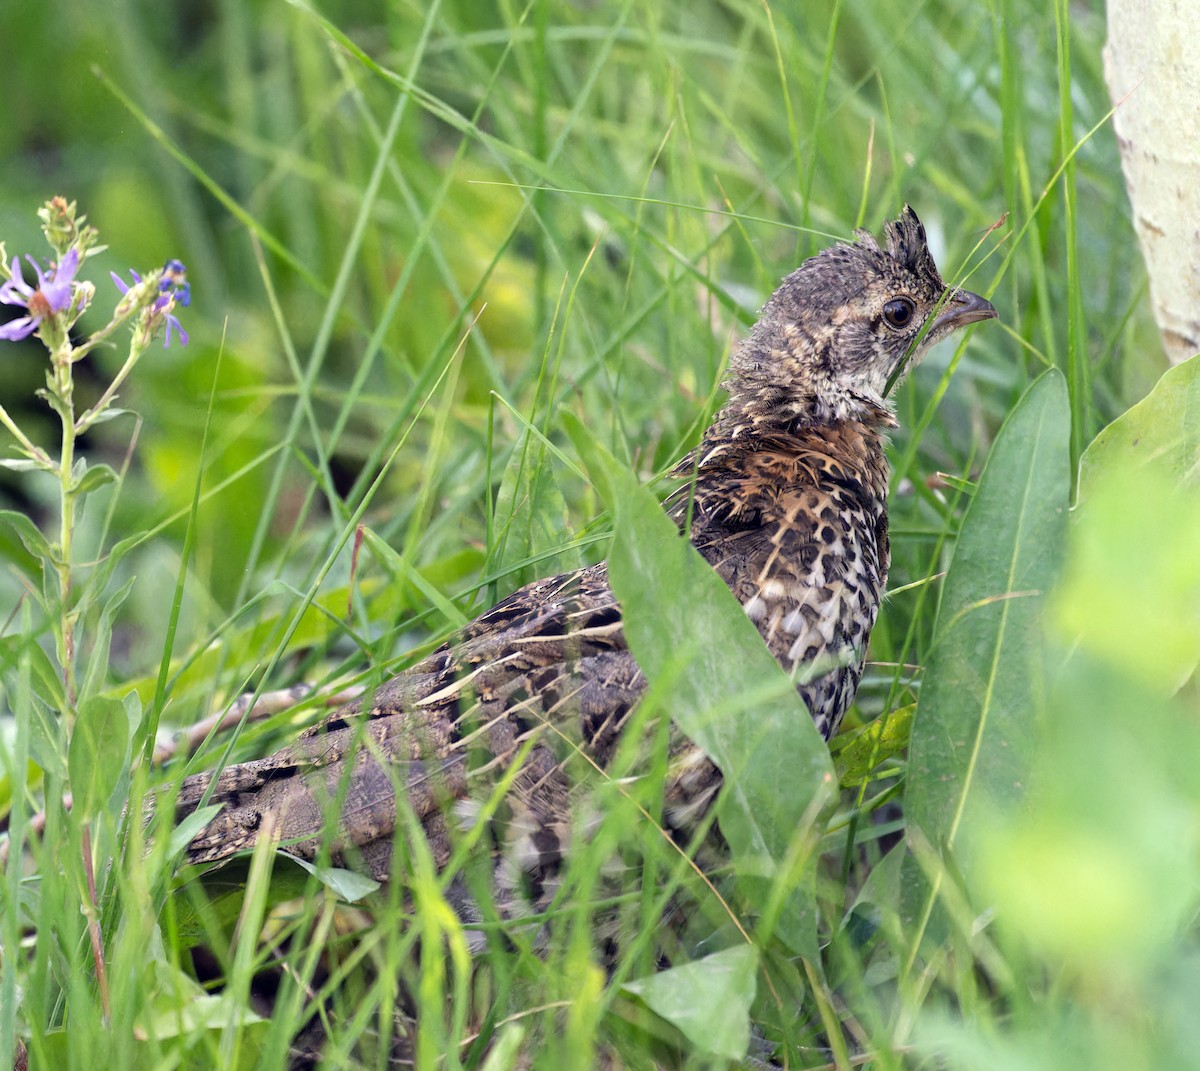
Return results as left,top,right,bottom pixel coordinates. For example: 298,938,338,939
668,395,893,521
704,384,898,448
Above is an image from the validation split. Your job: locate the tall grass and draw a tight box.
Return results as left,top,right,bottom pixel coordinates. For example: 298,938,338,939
2,1,1195,1068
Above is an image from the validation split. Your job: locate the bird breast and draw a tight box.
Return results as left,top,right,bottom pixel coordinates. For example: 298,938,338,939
682,418,891,736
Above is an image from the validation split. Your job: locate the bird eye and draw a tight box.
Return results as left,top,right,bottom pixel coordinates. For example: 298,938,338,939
883,298,915,329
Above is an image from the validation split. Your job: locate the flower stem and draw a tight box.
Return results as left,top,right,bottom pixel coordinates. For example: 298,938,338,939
75,337,146,435
53,341,78,711
69,301,137,364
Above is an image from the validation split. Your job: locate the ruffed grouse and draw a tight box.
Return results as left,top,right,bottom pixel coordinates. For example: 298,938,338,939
174,207,996,922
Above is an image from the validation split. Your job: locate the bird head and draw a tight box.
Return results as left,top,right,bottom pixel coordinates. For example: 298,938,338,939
727,206,997,428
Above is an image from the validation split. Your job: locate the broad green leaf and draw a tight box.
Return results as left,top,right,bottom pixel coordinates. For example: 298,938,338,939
845,840,905,922
0,509,54,562
1078,351,1200,496
1053,468,1200,692
569,417,835,958
170,862,315,948
904,371,1070,923
974,644,1200,977
286,856,381,902
2,631,69,778
71,459,119,497
0,635,67,714
134,960,265,1039
67,695,130,821
622,944,758,1060
1066,354,1200,688
78,576,135,702
6,681,68,781
832,703,914,788
138,992,266,1040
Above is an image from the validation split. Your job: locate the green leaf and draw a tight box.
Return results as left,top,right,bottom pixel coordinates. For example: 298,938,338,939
71,459,119,497
67,695,130,821
622,944,758,1060
832,703,915,788
133,959,265,1040
170,862,315,949
37,380,70,420
78,576,135,701
1078,351,1200,496
974,653,1200,974
92,529,152,595
0,635,66,713
1053,467,1200,692
1064,354,1200,689
569,416,835,958
845,840,905,922
286,856,381,902
904,371,1071,922
0,636,68,778
137,991,266,1040
80,406,133,427
0,509,54,561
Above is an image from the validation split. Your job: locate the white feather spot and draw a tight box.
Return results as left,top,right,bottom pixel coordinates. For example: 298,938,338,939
782,607,806,633
453,797,481,832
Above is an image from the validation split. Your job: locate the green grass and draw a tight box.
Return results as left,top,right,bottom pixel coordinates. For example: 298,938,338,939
2,0,1198,1068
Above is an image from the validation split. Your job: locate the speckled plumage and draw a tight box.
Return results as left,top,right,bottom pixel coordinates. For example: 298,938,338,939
175,207,996,921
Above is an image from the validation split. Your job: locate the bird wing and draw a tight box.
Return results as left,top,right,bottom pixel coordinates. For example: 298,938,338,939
173,562,646,884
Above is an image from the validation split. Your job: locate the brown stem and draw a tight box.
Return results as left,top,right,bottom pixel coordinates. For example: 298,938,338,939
79,826,110,1021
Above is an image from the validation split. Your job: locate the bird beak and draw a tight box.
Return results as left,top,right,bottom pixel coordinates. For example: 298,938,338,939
931,287,998,335
884,286,998,398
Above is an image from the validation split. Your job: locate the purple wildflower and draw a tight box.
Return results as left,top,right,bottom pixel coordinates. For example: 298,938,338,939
111,261,189,348
157,292,188,348
110,267,143,295
160,259,190,307
0,248,82,341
